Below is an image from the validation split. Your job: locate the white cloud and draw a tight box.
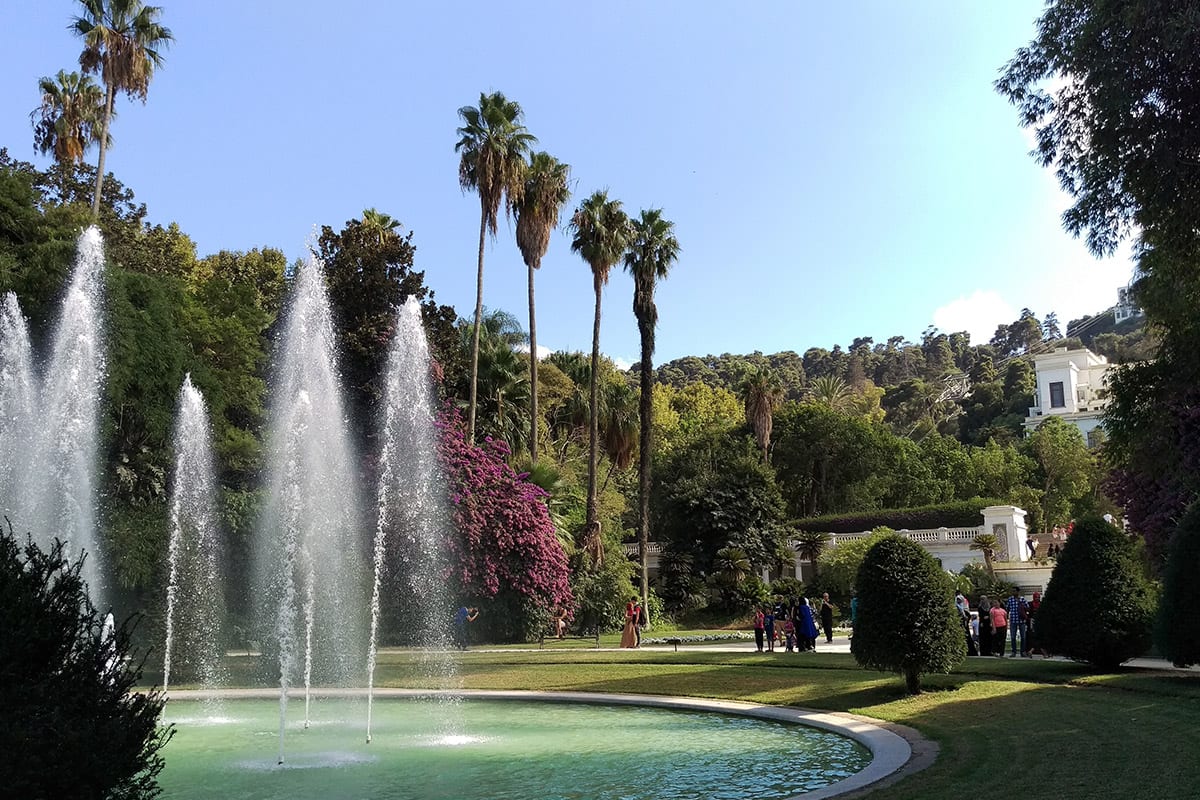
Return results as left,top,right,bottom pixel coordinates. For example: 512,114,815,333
513,343,553,360
932,290,1017,345
612,356,635,371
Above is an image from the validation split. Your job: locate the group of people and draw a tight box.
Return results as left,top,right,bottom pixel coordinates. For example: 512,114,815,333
955,588,1042,657
753,593,841,653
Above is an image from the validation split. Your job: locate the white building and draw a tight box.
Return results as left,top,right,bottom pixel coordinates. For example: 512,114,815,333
1023,346,1111,446
1114,281,1143,324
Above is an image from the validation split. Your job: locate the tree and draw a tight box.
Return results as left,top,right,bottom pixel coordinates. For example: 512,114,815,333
1159,502,1200,667
853,533,965,693
793,529,830,581
741,367,784,464
360,207,401,245
624,207,680,621
1,529,172,797
72,0,173,218
970,532,998,577
569,190,630,565
30,70,107,166
1036,516,1155,669
514,151,571,465
808,374,853,412
1027,416,1095,529
815,528,890,599
456,91,536,442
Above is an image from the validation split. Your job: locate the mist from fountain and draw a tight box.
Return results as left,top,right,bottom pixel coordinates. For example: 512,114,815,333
365,296,457,743
257,255,366,764
163,375,226,696
0,227,106,596
0,292,36,525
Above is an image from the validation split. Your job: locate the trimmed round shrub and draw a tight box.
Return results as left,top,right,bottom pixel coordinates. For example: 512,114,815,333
1037,515,1155,669
853,533,965,693
1158,502,1200,667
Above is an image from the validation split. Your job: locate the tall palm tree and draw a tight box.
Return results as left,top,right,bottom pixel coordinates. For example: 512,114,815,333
361,208,401,245
624,208,680,618
514,152,571,464
741,368,784,464
569,190,630,567
72,0,173,218
601,380,639,483
30,70,107,165
455,91,536,442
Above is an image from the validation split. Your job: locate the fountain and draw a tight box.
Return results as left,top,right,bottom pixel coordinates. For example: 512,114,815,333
0,227,107,596
366,296,456,743
163,375,225,694
256,254,366,763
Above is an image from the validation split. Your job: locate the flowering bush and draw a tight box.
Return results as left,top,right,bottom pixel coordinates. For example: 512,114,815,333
438,409,572,641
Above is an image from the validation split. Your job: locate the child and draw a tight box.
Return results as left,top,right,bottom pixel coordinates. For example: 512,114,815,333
784,619,797,652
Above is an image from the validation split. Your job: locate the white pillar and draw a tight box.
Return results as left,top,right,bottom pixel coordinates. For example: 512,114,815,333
981,505,1029,563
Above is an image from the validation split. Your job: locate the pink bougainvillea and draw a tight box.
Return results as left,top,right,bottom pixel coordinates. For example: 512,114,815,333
437,408,572,611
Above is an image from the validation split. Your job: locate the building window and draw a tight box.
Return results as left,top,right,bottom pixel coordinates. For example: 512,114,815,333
1049,381,1065,408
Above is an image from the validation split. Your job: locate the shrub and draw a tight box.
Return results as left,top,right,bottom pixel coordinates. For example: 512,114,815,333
1158,502,1200,666
793,497,1006,534
0,531,172,798
853,533,965,693
769,576,805,600
815,527,893,598
1037,515,1155,669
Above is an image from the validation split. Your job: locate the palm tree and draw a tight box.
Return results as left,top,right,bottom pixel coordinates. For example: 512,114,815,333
570,191,631,567
794,530,831,582
361,208,401,245
601,380,639,485
808,375,854,412
514,152,571,464
971,533,999,578
72,0,173,218
455,91,536,442
30,70,107,165
741,368,784,464
624,208,680,619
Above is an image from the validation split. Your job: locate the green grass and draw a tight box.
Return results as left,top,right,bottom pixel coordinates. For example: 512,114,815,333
191,647,1200,800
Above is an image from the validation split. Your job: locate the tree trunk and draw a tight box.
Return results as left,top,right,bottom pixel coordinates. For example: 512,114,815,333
91,82,115,219
468,209,487,441
586,270,602,538
904,666,922,694
638,314,654,626
528,258,539,464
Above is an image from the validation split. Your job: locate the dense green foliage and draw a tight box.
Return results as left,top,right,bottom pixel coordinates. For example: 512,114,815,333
795,498,1007,534
1037,517,1155,668
1,529,171,798
1158,502,1200,667
852,533,965,693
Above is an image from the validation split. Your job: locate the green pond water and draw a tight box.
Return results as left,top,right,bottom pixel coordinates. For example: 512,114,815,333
159,698,870,800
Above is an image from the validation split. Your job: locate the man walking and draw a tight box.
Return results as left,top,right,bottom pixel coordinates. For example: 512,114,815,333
1005,588,1024,657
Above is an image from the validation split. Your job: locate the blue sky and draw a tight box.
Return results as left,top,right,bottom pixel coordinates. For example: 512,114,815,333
0,1,1135,369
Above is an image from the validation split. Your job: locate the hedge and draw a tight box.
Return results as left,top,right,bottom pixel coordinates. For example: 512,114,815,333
791,497,1008,534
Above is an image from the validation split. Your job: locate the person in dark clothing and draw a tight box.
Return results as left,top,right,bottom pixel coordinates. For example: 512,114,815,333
820,593,835,643
978,596,993,656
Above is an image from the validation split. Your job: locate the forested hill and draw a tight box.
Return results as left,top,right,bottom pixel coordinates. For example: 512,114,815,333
647,309,1150,397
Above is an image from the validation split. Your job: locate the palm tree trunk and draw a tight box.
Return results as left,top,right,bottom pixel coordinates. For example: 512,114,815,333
637,316,653,625
91,82,115,219
468,209,487,442
586,271,602,534
528,259,539,464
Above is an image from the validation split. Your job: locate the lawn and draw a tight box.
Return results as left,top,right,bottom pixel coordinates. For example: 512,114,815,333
344,648,1199,800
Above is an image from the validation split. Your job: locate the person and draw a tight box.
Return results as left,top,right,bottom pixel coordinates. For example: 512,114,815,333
784,619,797,652
764,605,776,653
820,593,835,644
978,595,993,656
1025,591,1042,656
990,599,1008,657
849,589,859,629
633,599,644,647
454,606,479,650
753,606,766,652
1004,588,1024,656
955,591,969,618
620,597,639,648
798,597,819,651
553,606,569,639
1026,535,1038,559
